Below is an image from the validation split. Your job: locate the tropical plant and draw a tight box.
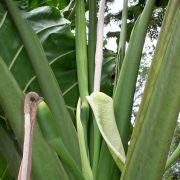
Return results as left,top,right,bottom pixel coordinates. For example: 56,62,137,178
0,0,179,179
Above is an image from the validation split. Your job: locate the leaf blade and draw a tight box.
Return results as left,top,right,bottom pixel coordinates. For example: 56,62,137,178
87,92,126,171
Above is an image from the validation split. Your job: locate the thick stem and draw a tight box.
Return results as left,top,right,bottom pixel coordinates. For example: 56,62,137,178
88,0,97,93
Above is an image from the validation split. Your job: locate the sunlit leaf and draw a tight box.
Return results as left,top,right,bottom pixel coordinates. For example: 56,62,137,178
87,92,126,171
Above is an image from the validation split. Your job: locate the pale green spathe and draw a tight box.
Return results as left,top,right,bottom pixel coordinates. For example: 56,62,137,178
87,92,126,171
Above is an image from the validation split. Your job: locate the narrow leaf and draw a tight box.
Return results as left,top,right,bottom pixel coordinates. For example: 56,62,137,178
75,0,89,151
165,143,180,170
113,0,155,151
87,92,126,171
114,0,128,86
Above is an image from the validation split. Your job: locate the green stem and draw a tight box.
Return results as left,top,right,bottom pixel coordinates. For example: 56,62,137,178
92,118,101,179
75,0,89,153
88,0,97,92
114,0,128,89
166,143,180,170
88,0,100,178
4,0,81,167
75,0,89,101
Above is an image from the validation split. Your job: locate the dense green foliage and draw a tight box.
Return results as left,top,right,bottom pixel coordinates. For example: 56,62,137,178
0,0,179,179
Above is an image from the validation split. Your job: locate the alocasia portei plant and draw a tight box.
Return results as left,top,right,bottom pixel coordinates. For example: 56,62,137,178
0,0,179,179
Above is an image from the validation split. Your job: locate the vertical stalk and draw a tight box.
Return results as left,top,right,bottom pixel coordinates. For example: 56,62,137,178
75,0,89,101
75,0,89,166
114,0,128,89
113,0,155,151
88,0,97,92
87,0,97,176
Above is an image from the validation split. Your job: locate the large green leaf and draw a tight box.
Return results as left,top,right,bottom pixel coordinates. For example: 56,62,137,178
121,0,180,179
0,133,14,180
21,0,70,10
0,2,79,179
0,5,78,113
0,57,69,179
0,123,20,178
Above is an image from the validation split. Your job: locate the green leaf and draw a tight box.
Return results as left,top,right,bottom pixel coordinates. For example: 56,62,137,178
0,5,78,115
1,0,81,170
0,57,68,179
75,0,89,151
0,157,13,180
27,0,70,10
166,143,180,170
0,125,20,178
87,92,126,171
121,1,180,179
0,151,7,177
97,142,120,180
113,0,155,151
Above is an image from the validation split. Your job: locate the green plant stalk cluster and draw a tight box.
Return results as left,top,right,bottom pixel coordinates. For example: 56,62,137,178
4,0,81,169
0,58,68,179
121,1,180,179
113,0,156,151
